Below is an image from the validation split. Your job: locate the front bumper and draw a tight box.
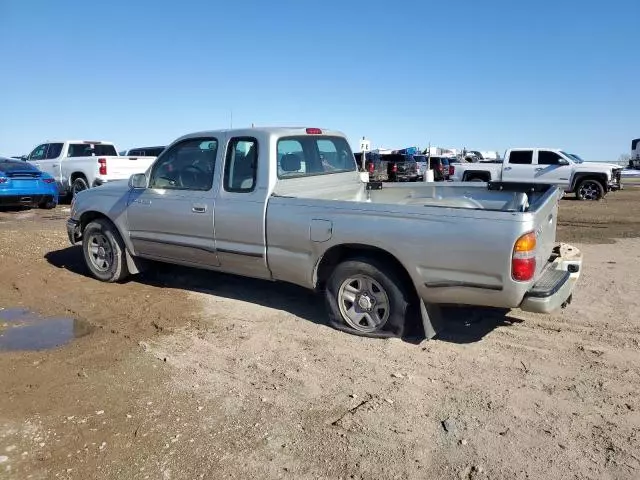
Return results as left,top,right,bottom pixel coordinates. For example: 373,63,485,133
66,218,81,245
519,243,583,314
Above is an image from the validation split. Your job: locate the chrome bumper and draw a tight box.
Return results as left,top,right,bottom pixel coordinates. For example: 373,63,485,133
520,243,583,314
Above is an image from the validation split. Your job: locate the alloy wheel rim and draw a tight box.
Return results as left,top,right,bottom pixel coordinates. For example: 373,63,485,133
338,275,390,333
580,182,599,200
88,233,113,272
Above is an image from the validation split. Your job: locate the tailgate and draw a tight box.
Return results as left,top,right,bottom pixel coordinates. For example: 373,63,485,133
532,189,560,278
104,156,156,178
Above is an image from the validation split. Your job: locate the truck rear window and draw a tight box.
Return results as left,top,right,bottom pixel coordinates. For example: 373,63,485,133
277,136,355,178
67,144,118,157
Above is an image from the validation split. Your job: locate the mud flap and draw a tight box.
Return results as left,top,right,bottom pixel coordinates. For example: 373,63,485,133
420,300,444,340
125,250,148,276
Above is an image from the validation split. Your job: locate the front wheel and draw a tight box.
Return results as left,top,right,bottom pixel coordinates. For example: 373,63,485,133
575,179,604,201
82,219,130,282
324,258,413,338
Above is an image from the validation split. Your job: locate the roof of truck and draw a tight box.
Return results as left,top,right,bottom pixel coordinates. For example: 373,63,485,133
43,140,116,145
176,127,347,141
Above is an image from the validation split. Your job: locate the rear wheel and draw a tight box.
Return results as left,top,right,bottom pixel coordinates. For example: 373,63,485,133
38,198,57,209
324,257,413,338
82,219,130,282
72,176,89,198
467,176,485,182
575,179,604,201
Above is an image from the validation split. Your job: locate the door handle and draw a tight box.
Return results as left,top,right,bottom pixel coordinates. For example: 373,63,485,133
192,205,207,213
504,167,512,171
52,164,59,167
535,167,544,171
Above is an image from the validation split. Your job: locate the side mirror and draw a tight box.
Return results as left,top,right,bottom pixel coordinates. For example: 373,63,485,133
558,159,570,165
21,155,28,161
129,173,147,189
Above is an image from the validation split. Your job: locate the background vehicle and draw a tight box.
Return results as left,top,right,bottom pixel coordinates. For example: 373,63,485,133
120,146,166,157
358,152,389,182
0,156,58,208
67,127,582,340
384,154,419,182
630,138,640,169
26,140,157,198
450,148,623,200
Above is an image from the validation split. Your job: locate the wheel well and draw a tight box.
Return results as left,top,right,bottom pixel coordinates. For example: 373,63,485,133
79,211,110,232
572,174,607,191
315,244,418,298
463,171,491,182
71,172,87,182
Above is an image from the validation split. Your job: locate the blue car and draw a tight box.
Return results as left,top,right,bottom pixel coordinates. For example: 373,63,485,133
0,156,58,209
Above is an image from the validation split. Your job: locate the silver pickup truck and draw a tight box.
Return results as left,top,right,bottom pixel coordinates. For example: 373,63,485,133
67,127,583,339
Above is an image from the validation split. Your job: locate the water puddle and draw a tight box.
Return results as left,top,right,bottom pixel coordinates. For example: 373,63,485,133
0,308,93,351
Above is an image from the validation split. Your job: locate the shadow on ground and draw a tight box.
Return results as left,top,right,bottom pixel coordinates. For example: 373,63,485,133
45,246,522,345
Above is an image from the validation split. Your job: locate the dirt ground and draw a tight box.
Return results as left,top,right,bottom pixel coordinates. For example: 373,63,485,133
0,185,639,480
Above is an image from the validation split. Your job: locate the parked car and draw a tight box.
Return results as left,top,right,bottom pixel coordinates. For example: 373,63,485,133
358,152,389,182
0,156,58,209
67,127,583,340
120,146,166,157
25,140,157,198
384,154,419,182
413,156,452,181
449,148,623,201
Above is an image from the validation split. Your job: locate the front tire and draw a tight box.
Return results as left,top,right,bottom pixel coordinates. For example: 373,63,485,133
324,257,413,338
82,219,130,282
575,179,604,201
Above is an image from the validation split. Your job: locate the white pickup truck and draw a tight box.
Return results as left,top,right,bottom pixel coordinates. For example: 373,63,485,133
25,140,157,198
450,148,623,201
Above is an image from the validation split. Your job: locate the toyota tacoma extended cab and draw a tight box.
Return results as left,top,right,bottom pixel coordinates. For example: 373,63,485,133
26,140,157,198
66,127,583,339
450,148,623,200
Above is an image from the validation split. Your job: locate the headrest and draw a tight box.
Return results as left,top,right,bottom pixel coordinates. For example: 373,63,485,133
281,153,301,172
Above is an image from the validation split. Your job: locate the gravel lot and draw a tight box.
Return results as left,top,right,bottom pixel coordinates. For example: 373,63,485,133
1,186,639,480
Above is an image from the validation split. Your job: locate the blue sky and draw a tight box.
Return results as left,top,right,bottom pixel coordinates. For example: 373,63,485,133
1,0,638,161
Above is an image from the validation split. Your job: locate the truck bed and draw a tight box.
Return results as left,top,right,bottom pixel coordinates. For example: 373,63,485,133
273,173,555,213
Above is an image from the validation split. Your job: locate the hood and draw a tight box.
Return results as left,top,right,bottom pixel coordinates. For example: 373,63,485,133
574,162,620,171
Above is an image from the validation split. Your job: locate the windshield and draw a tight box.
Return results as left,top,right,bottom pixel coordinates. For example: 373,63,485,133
562,151,583,163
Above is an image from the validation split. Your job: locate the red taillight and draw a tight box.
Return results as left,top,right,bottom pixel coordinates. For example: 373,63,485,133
449,165,455,176
512,232,537,281
305,128,322,135
368,162,374,173
43,178,55,184
392,164,398,173
98,158,107,175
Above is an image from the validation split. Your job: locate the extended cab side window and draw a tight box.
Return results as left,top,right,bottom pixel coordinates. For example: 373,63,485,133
29,144,47,161
148,138,218,191
224,137,257,193
509,150,533,165
45,143,63,159
537,151,564,165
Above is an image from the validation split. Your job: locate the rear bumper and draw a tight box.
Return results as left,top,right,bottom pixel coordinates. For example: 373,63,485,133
519,243,582,314
0,194,57,207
